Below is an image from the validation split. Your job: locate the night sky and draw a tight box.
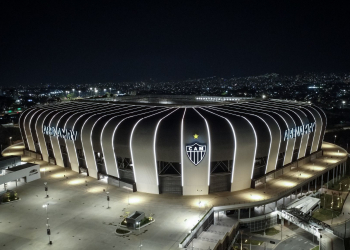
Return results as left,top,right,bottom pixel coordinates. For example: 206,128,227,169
0,1,349,85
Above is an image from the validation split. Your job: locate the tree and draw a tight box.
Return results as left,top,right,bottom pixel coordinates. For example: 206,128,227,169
66,93,76,100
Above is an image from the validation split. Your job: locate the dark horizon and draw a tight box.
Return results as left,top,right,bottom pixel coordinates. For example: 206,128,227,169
1,1,350,86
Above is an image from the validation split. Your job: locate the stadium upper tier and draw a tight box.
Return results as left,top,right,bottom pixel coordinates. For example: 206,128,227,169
19,98,326,195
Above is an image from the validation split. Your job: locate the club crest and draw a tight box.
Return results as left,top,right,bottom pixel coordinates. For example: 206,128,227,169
186,143,207,165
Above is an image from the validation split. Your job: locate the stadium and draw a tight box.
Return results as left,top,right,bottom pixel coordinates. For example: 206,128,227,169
19,97,326,196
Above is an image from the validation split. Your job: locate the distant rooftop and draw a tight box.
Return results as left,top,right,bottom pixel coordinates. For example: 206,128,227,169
77,95,256,107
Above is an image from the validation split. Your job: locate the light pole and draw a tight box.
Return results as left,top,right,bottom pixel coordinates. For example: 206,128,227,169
344,218,350,238
342,100,346,109
197,189,202,206
43,203,49,224
334,135,337,144
190,229,194,249
331,192,335,224
9,136,12,145
240,230,243,250
78,90,81,96
106,191,110,209
139,240,142,250
264,213,267,236
44,182,49,198
43,204,52,245
280,214,283,241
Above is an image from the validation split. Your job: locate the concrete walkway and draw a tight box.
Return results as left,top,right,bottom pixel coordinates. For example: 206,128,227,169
0,142,348,250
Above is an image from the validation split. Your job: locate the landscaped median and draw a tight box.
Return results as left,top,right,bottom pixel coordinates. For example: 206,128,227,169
325,175,350,191
119,217,155,229
233,239,267,250
0,190,20,204
115,228,132,235
312,190,347,221
253,227,280,236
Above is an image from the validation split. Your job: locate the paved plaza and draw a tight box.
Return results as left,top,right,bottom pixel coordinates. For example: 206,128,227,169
0,142,347,249
1,146,209,250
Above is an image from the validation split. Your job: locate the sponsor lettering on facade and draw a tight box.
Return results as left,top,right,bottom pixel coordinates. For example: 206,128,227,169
284,122,315,141
43,125,78,141
29,169,38,176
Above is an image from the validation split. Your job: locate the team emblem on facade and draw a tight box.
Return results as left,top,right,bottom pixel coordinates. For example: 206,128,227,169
186,143,207,165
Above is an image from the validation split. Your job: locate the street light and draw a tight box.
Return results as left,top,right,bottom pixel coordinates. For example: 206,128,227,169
331,192,335,224
342,100,346,109
334,135,337,144
43,203,49,224
44,182,49,198
240,230,244,250
106,191,110,209
190,229,194,250
42,204,52,245
197,189,202,206
9,137,12,145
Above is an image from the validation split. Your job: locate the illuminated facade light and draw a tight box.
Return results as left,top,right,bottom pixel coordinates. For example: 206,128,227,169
20,98,327,196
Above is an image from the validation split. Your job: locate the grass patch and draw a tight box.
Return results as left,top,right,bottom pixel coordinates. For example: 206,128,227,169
233,246,248,250
312,208,341,221
121,217,153,227
1,190,19,203
319,193,344,211
254,227,280,236
311,246,319,250
116,228,130,234
326,175,350,191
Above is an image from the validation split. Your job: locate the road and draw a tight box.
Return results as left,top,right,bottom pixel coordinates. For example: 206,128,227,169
275,229,317,250
332,219,350,238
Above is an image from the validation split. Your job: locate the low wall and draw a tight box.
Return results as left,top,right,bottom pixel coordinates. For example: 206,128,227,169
23,150,42,160
213,222,240,250
108,176,136,192
179,207,214,248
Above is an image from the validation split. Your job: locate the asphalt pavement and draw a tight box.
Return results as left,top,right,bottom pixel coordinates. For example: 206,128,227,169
275,228,317,250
